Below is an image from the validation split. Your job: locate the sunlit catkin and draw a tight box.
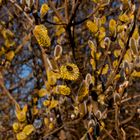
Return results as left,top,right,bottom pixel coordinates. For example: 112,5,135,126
33,25,51,47
109,19,116,34
40,3,50,18
86,20,98,33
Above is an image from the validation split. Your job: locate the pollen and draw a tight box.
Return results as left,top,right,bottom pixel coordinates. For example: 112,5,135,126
54,85,71,95
60,63,79,80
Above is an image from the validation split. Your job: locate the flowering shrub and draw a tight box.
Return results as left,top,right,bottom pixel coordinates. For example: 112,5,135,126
0,0,140,140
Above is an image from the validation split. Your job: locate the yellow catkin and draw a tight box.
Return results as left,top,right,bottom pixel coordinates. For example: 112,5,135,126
109,19,116,33
33,25,51,47
86,20,98,33
22,125,35,136
48,100,58,110
60,63,79,80
98,27,106,41
15,105,27,122
54,85,71,95
6,51,15,61
119,13,129,22
13,122,20,132
38,88,48,97
47,69,60,86
16,132,27,140
78,81,89,102
132,26,139,40
43,100,51,107
40,3,50,18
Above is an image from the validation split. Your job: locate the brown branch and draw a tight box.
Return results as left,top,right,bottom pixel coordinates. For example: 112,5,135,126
121,95,140,103
87,2,109,19
115,104,121,138
65,0,69,23
15,33,31,54
103,128,116,140
72,0,75,12
72,2,108,26
39,46,53,76
43,117,83,139
121,127,126,140
48,0,65,23
9,73,33,91
34,0,39,11
68,0,80,25
43,19,66,25
120,114,135,126
9,0,34,26
0,74,19,108
105,10,137,88
98,39,111,76
127,126,140,134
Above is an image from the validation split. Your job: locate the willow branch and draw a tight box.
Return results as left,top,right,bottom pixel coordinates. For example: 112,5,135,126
0,74,19,107
65,0,69,23
103,128,116,140
39,46,53,75
9,0,34,26
43,117,83,139
43,19,66,25
121,95,140,103
48,0,65,23
68,0,80,25
115,104,120,138
15,33,31,54
72,2,108,26
106,11,136,88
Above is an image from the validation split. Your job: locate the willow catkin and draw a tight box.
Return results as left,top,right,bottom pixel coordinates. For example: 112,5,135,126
33,25,51,47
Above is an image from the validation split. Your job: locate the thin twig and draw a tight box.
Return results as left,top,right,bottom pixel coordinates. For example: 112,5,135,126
103,128,116,140
48,0,65,23
106,10,137,88
39,46,53,74
127,126,140,134
121,95,140,103
121,127,126,140
68,0,80,25
15,33,31,54
65,0,69,23
0,76,19,107
43,117,83,139
115,104,120,138
120,113,135,126
9,0,34,26
43,19,66,25
72,2,108,26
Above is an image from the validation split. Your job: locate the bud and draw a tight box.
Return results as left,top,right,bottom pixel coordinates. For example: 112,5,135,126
85,73,92,86
54,45,62,60
95,110,102,120
113,92,120,103
130,37,138,56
